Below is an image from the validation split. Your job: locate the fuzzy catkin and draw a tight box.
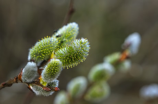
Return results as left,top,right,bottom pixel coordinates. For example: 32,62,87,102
29,84,54,96
28,37,58,65
41,59,62,85
47,79,59,88
88,62,114,82
54,91,69,104
85,82,110,103
21,62,37,82
54,22,79,49
55,38,90,69
67,76,87,98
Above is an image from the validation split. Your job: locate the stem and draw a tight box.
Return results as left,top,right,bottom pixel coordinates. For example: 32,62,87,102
0,76,18,90
62,0,75,26
0,76,58,92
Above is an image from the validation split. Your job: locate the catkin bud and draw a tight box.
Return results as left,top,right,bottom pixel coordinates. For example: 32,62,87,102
115,60,131,72
47,79,59,87
67,76,87,98
29,84,54,96
54,22,79,49
55,38,90,69
104,52,121,64
40,59,62,85
122,32,141,55
28,36,58,65
54,91,69,104
88,62,114,82
140,84,158,99
84,82,110,103
21,62,37,82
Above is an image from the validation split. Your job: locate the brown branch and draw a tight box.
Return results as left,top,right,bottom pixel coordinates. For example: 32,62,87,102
0,75,59,92
0,76,18,90
62,0,75,26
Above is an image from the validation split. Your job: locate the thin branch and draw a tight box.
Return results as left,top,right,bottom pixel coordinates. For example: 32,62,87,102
62,0,75,26
0,75,58,92
0,76,18,90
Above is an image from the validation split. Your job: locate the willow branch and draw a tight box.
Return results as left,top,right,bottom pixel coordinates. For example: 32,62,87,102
62,0,75,26
0,75,58,91
0,76,18,90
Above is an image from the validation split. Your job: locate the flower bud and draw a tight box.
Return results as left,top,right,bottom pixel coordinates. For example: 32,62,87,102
40,59,62,85
47,79,59,87
29,84,54,96
67,76,87,98
28,36,58,65
122,32,141,55
88,62,114,82
54,91,69,104
54,22,79,49
56,38,90,69
104,52,121,64
22,62,37,82
140,84,158,99
116,60,131,72
84,82,110,103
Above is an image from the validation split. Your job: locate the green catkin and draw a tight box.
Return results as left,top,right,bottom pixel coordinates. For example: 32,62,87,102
41,59,62,85
88,63,114,82
28,37,58,65
84,82,110,103
53,22,79,49
54,91,69,104
55,38,90,69
67,76,87,98
115,60,131,72
104,52,121,65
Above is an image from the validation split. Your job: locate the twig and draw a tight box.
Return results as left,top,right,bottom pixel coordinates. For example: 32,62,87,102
62,0,75,26
0,76,18,90
0,75,58,92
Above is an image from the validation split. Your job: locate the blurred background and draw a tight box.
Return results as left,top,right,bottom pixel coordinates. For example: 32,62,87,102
0,0,158,104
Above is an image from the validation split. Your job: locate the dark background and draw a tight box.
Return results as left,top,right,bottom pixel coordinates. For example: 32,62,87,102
0,0,158,104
